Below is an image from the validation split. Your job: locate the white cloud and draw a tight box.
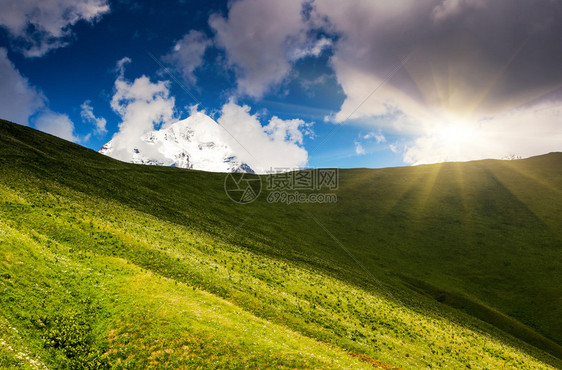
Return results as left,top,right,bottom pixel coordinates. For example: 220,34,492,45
34,110,79,142
105,60,311,173
216,101,311,172
80,100,107,135
108,60,176,162
288,37,332,61
115,57,131,77
209,0,320,98
163,30,212,84
265,116,312,146
402,103,562,164
353,131,386,156
354,141,365,155
363,131,386,144
0,46,80,142
0,48,45,125
0,0,109,57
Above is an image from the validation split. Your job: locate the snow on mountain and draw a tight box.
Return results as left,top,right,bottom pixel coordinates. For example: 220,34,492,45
99,112,255,173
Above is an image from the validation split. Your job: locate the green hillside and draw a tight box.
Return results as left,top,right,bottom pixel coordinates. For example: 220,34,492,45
0,118,561,369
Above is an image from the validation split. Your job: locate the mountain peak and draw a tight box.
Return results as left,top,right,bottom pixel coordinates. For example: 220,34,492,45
99,113,254,173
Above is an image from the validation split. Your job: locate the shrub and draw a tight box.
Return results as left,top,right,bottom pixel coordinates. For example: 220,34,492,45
38,311,109,369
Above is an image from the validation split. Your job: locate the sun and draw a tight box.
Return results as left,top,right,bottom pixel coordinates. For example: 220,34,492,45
436,121,477,147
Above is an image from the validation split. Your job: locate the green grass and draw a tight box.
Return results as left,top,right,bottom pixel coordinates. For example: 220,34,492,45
0,118,561,368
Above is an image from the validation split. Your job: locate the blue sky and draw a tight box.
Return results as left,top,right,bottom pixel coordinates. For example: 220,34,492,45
1,0,560,171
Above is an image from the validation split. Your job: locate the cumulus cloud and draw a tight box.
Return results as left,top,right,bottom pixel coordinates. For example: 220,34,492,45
80,100,107,135
210,0,326,98
163,30,212,84
264,116,313,146
0,0,109,57
216,101,311,172
108,58,176,162
105,59,311,172
0,48,45,125
34,111,79,142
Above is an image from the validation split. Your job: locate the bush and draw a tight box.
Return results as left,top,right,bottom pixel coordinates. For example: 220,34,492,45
38,311,109,369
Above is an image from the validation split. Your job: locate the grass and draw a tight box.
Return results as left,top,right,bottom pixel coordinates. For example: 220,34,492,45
0,118,561,368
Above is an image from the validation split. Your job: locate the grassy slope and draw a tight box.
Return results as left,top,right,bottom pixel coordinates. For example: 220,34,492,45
0,119,560,368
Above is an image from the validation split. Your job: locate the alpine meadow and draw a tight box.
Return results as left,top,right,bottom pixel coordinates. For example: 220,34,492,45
0,119,561,369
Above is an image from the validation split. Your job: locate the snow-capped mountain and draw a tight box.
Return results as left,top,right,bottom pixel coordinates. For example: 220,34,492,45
99,112,254,173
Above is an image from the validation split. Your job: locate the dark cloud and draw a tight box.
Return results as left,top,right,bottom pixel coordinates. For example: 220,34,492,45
315,0,562,119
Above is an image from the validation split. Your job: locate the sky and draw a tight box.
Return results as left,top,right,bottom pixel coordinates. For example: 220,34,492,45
0,0,561,171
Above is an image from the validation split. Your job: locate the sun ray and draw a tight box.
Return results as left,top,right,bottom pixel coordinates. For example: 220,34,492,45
450,161,476,243
377,168,426,220
483,159,562,236
494,160,562,195
416,161,445,215
451,161,469,214
464,37,529,118
511,84,562,111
